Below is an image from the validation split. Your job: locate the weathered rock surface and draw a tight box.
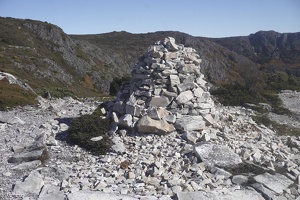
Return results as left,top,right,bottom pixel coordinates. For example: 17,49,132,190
177,189,264,200
13,171,44,196
175,115,206,131
137,115,175,135
194,143,242,168
254,173,294,194
67,190,138,200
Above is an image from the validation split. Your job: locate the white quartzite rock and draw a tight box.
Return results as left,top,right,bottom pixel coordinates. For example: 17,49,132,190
194,143,242,168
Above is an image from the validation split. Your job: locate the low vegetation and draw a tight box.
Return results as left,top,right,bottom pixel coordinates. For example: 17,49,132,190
211,71,300,109
67,105,112,155
211,71,300,136
109,76,131,96
0,78,38,110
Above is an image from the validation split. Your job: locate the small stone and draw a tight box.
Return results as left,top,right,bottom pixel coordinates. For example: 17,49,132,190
176,90,194,104
193,87,204,98
172,185,182,193
12,145,25,153
90,136,103,142
128,172,136,179
200,132,210,142
3,171,12,177
177,82,194,93
118,114,133,128
182,131,197,144
232,175,249,185
169,75,181,86
111,142,126,154
164,37,178,51
203,114,215,126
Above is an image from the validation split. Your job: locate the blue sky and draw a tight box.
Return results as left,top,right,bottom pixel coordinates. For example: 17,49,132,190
0,0,299,38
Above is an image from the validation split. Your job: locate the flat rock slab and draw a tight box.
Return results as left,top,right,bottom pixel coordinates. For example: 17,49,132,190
13,171,44,195
67,190,138,200
149,96,170,107
194,143,242,168
0,112,25,124
39,184,65,200
177,189,264,200
8,148,48,163
12,160,41,171
253,172,293,194
175,115,205,131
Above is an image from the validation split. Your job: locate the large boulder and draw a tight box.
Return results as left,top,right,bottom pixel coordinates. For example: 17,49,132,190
137,115,175,135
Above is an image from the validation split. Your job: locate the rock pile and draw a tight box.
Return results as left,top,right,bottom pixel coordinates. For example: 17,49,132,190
109,37,216,135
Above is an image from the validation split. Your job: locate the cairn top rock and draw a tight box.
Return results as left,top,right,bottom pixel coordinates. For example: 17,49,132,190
109,37,216,134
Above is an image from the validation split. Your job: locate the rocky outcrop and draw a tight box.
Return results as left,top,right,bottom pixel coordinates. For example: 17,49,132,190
108,37,216,135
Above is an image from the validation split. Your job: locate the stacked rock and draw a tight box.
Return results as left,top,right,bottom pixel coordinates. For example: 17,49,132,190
109,37,216,135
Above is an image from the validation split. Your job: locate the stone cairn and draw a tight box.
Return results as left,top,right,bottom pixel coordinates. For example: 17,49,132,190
108,37,216,134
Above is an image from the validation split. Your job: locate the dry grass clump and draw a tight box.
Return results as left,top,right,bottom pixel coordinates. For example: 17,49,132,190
0,78,37,110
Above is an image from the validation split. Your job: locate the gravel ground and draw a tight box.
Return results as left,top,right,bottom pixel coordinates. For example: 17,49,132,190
268,91,300,130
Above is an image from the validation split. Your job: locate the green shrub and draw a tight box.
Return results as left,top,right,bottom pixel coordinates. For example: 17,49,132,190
210,83,263,106
109,76,131,96
67,111,112,155
252,115,273,127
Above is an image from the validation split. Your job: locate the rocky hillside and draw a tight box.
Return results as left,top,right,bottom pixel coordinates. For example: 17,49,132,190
0,17,126,97
211,31,300,76
1,17,300,102
71,31,253,85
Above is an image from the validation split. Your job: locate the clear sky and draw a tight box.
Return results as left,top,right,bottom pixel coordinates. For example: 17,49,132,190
0,0,299,38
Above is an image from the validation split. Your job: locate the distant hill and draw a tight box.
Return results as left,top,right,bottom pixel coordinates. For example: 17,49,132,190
211,31,300,76
1,17,300,98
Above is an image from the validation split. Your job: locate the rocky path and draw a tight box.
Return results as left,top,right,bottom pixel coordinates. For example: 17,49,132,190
0,97,299,200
